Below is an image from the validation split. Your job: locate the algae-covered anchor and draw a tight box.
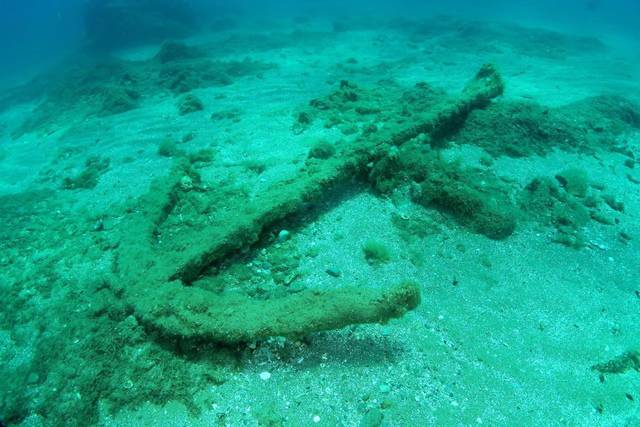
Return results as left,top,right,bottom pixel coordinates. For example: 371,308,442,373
114,64,504,346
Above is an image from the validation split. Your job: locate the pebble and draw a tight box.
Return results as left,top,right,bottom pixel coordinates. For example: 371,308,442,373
277,229,291,242
325,268,341,278
93,220,104,232
259,371,271,381
379,383,391,394
312,415,321,423
179,175,193,191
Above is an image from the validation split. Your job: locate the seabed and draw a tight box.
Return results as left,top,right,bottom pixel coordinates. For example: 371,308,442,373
0,14,639,427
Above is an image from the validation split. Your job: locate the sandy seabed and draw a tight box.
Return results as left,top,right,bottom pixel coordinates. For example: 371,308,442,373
0,15,639,427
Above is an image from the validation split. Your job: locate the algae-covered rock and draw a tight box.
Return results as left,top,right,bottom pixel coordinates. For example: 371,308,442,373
555,168,589,198
157,139,183,157
178,94,204,115
602,193,625,212
10,50,274,137
308,140,337,160
100,86,141,115
519,177,590,248
62,156,110,190
412,162,516,240
211,108,243,122
155,41,202,64
362,240,392,265
453,95,640,158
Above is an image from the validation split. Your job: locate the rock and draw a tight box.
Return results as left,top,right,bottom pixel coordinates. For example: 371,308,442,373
259,371,271,381
325,268,341,278
179,175,193,191
555,168,589,198
178,94,204,115
277,229,290,242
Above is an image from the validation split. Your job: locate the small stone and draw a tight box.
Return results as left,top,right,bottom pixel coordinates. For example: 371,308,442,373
179,175,193,191
93,219,105,232
312,415,321,423
325,268,341,278
277,229,290,242
259,371,271,381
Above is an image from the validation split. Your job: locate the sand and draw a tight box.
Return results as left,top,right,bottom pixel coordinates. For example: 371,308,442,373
1,15,639,427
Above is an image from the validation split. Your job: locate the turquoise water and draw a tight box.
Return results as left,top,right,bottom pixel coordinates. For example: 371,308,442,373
1,1,639,426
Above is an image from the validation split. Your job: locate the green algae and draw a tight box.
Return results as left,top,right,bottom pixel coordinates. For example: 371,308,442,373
555,168,590,198
10,51,275,138
177,93,204,115
368,140,517,240
157,139,183,157
136,280,421,344
453,95,640,158
602,193,625,212
593,351,640,375
111,65,504,345
412,161,517,240
362,240,392,265
408,16,606,60
2,16,639,427
519,176,590,247
0,191,239,427
61,156,110,190
187,148,215,165
518,170,627,248
308,140,337,160
100,86,141,115
1,63,508,423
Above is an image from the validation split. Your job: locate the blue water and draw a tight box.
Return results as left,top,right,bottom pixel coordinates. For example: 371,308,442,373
0,0,638,82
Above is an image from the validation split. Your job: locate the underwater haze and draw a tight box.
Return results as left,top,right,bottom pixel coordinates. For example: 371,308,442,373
1,0,640,80
1,0,640,426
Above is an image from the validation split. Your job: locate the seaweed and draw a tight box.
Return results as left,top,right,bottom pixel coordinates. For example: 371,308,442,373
178,93,204,115
453,95,640,158
307,140,337,160
157,139,183,157
187,148,215,165
10,51,275,137
61,156,110,190
518,176,603,248
100,86,140,115
412,160,517,240
592,351,640,375
555,168,589,198
362,240,392,265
